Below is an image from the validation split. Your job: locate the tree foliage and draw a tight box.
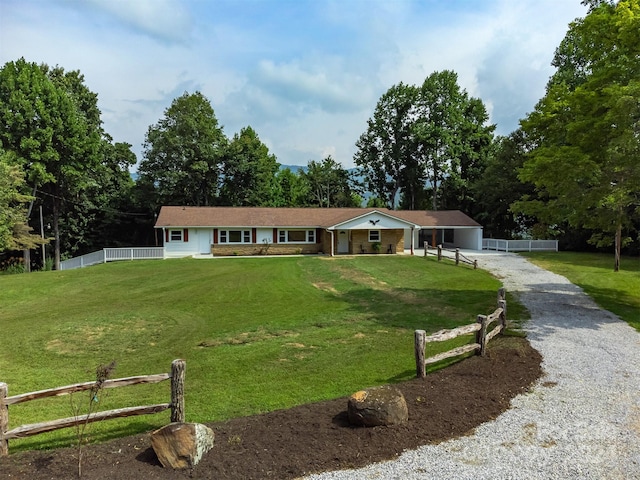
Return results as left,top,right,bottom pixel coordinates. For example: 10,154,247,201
515,0,640,270
355,72,494,211
273,168,310,207
0,150,45,252
302,156,361,207
64,139,140,253
472,131,536,239
354,83,418,209
0,58,104,268
219,126,280,206
139,91,226,208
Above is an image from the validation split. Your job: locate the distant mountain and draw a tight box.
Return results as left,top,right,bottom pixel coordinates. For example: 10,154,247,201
279,164,361,175
279,164,307,173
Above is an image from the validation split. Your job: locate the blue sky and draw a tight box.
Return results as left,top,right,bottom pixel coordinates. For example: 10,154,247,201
1,0,587,169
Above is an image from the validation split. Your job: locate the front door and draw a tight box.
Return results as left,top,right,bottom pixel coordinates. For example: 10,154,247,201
337,230,349,253
199,229,212,254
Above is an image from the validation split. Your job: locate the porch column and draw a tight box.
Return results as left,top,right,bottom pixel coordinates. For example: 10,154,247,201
329,230,335,257
410,227,415,255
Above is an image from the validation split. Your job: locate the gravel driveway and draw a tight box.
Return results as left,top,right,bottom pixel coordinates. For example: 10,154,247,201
306,252,640,479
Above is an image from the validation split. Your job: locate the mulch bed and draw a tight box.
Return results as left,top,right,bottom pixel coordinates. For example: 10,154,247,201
0,336,542,479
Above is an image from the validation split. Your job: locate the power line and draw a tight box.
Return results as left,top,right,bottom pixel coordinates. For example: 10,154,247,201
34,189,151,217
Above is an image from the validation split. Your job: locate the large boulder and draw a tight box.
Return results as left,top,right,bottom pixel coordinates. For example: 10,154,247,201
150,422,214,469
347,385,408,427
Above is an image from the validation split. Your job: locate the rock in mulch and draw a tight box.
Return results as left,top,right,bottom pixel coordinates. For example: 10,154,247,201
348,385,409,427
150,422,215,469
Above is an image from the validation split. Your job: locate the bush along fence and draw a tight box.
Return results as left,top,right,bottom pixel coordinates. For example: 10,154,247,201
0,359,185,456
414,288,507,378
424,242,478,269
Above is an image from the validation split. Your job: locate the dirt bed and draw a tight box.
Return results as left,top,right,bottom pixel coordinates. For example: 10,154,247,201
0,336,541,479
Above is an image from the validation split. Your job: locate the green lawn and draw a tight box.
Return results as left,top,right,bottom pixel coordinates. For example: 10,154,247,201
521,251,640,331
0,255,522,452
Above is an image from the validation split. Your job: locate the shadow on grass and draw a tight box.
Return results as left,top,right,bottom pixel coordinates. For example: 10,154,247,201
333,285,503,332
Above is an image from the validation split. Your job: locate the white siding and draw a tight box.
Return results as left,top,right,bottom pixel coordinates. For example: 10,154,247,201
163,228,199,258
405,227,483,250
454,228,483,250
334,212,416,230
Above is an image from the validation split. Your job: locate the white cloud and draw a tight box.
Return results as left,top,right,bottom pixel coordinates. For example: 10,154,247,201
250,58,375,114
80,0,193,43
1,0,589,168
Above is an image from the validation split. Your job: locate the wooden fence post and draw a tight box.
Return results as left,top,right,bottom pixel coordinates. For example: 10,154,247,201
423,242,427,257
437,245,442,261
455,248,460,266
476,315,488,356
1,382,8,456
170,359,186,423
473,259,478,269
498,299,507,333
414,330,426,378
497,287,505,305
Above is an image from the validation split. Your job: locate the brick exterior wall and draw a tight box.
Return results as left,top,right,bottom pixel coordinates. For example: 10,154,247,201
210,229,405,256
350,229,404,254
212,243,324,256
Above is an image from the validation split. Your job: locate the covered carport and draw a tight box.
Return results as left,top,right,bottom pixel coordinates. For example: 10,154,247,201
391,210,483,251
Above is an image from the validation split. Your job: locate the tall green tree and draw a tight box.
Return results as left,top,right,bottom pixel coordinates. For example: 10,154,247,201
0,59,102,269
413,70,494,211
355,73,493,211
0,150,45,252
273,168,310,207
63,139,139,253
139,91,226,208
219,126,280,206
515,0,640,270
302,156,360,208
354,83,419,209
438,96,495,212
472,131,536,239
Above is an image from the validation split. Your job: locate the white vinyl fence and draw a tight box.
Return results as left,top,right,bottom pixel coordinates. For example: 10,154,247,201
59,247,164,270
482,239,558,252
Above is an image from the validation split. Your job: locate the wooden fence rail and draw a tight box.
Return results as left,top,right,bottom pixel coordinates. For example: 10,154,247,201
415,289,506,378
0,359,185,456
424,243,477,269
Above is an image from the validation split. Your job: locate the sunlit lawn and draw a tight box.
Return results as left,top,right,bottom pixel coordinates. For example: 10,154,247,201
0,255,524,452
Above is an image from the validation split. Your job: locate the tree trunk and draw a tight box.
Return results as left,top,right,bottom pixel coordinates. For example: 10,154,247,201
53,196,61,271
614,222,621,272
22,187,37,273
22,249,31,273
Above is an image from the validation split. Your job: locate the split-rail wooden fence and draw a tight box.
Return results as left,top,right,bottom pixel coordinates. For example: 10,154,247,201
414,289,506,378
424,243,478,269
0,359,185,456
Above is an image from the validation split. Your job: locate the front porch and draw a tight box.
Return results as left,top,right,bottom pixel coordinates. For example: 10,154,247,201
332,228,405,255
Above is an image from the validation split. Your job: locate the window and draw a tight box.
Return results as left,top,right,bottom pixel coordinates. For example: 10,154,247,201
219,229,251,244
170,229,183,242
368,230,380,242
278,229,316,243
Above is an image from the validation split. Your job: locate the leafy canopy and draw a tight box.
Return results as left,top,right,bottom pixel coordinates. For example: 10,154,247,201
139,91,227,208
515,0,640,270
354,72,493,211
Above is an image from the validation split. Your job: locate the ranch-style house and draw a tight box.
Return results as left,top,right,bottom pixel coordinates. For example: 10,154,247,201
154,206,483,258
